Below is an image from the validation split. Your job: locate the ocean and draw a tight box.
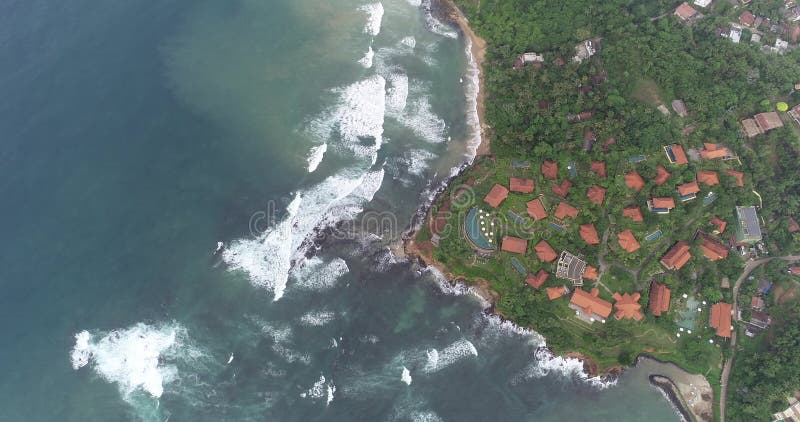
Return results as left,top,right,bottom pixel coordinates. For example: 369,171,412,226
0,0,682,420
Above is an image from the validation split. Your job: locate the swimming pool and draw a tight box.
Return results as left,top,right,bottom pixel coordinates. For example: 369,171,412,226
465,207,495,250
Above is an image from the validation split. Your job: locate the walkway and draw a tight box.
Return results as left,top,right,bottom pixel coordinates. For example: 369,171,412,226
719,254,800,421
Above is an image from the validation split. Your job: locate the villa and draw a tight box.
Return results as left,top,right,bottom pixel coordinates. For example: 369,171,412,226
546,286,568,300
554,201,579,219
569,288,612,323
654,165,671,185
590,161,606,178
510,177,534,193
677,181,700,202
587,185,606,205
556,250,586,285
700,234,729,261
648,282,671,316
541,160,558,180
674,2,699,22
617,230,640,253
710,302,733,338
484,184,509,208
664,144,689,165
661,240,692,270
579,224,600,245
625,171,645,191
697,171,719,186
741,111,784,137
648,197,676,214
583,265,599,280
526,198,548,221
535,240,558,262
622,206,644,222
709,216,727,234
552,179,572,198
726,170,744,187
501,236,527,254
613,292,644,321
525,269,549,289
699,143,733,160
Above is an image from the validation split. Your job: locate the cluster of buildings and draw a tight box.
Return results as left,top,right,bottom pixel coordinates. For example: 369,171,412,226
741,111,786,137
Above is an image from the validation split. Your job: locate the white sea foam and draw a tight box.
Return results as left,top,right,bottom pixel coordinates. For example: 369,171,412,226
400,36,416,49
423,266,490,309
358,45,375,68
422,339,477,373
301,374,336,405
358,2,384,36
401,367,412,385
291,256,350,291
411,411,444,422
70,322,192,399
477,313,546,347
512,348,617,389
462,37,483,160
421,0,458,39
306,143,327,173
385,73,409,116
300,310,336,326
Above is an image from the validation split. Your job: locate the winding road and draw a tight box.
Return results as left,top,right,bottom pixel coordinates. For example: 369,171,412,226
718,254,800,422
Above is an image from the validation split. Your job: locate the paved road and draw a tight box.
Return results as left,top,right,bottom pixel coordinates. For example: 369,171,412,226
719,254,800,421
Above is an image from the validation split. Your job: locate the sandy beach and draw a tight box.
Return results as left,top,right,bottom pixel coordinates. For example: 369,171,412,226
638,356,714,421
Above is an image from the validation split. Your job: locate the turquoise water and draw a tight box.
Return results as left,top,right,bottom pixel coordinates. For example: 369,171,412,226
0,0,682,420
465,207,494,250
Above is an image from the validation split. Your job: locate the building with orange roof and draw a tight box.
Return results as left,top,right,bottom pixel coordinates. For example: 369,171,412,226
579,224,600,245
501,236,527,254
526,198,548,221
726,170,744,187
700,234,729,261
546,286,568,300
541,160,558,180
649,197,676,214
790,266,800,276
697,171,719,186
617,230,640,253
654,165,671,186
552,180,572,198
483,184,509,208
625,171,645,191
710,302,733,338
788,217,800,233
583,265,599,280
554,202,579,219
699,143,732,160
648,282,671,317
534,240,558,262
569,288,613,322
510,178,534,193
622,206,644,222
660,240,691,270
665,144,689,165
525,269,549,289
674,2,698,21
613,292,644,321
754,112,784,132
590,161,606,178
587,185,606,205
677,181,700,196
710,216,727,234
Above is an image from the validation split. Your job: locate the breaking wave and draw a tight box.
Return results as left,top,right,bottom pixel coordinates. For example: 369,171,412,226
300,374,336,406
421,0,458,39
358,45,375,68
358,2,384,37
291,256,350,291
306,143,327,173
422,338,477,373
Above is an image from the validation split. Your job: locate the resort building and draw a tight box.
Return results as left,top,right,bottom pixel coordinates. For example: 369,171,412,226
674,2,699,22
535,240,558,263
617,230,640,253
772,397,800,422
526,198,548,221
697,171,719,186
612,292,644,321
525,269,549,289
734,206,762,244
671,99,688,117
541,160,558,180
648,197,676,214
709,216,727,234
677,181,700,201
664,144,689,165
710,302,733,338
501,236,527,254
552,180,572,198
741,111,784,137
625,171,645,191
569,288,612,323
622,206,644,222
648,282,671,317
510,177,534,193
700,234,729,261
483,184,509,208
513,52,544,69
546,286,568,300
654,165,671,186
590,161,606,178
556,250,587,285
726,170,744,187
586,185,606,205
579,224,600,245
554,201,579,219
661,240,692,270
751,296,765,311
583,265,599,280
699,143,733,160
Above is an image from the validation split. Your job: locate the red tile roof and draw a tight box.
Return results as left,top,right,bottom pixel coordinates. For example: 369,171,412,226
697,171,719,186
542,160,558,180
525,269,549,289
661,240,691,270
700,143,729,159
675,2,698,20
790,266,800,275
668,144,689,165
677,181,700,196
526,198,548,221
654,165,671,186
483,184,509,208
710,216,727,234
590,161,607,178
535,240,557,262
570,288,612,318
751,296,765,310
510,178,534,193
613,292,644,321
554,201,579,219
580,224,600,245
755,112,784,131
788,217,800,233
617,230,641,253
587,185,606,205
726,170,744,187
583,265,599,280
739,11,755,26
584,130,596,141
710,302,732,338
625,171,645,191
701,235,729,261
649,282,671,316
546,286,567,300
622,206,644,222
501,236,527,254
552,180,572,198
652,197,676,209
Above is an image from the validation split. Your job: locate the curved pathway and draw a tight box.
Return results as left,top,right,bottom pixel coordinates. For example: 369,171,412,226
719,254,800,421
